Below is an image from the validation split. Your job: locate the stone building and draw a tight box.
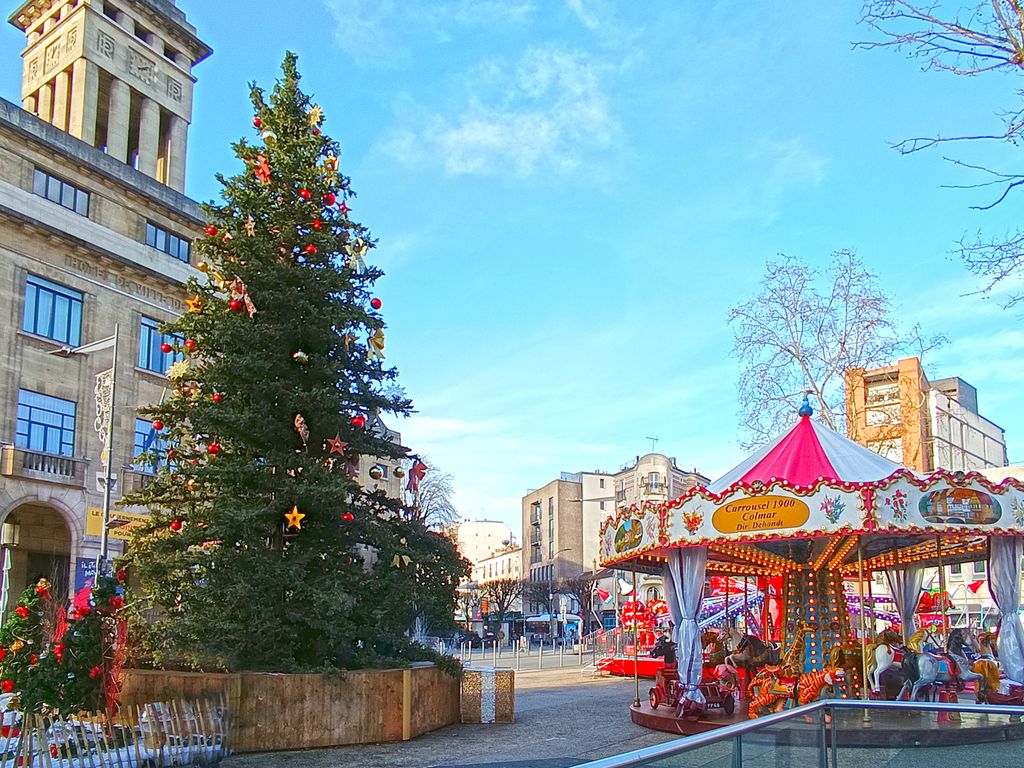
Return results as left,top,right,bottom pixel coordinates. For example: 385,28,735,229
0,0,208,611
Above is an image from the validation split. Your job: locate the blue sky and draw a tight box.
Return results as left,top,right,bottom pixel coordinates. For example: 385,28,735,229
4,1,1021,530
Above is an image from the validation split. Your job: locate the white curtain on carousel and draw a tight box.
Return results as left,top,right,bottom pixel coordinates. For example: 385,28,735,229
990,536,1024,684
884,565,924,643
665,547,708,706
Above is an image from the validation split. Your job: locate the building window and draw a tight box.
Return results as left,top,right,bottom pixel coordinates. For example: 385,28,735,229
22,275,83,346
548,501,554,559
16,389,76,456
974,561,987,576
138,316,183,374
33,169,89,216
599,500,606,510
950,562,962,576
132,418,168,473
145,221,191,263
648,472,661,492
599,478,605,488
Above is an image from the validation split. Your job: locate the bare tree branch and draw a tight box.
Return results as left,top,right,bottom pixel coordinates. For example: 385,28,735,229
407,457,460,530
860,1,1024,303
729,251,944,449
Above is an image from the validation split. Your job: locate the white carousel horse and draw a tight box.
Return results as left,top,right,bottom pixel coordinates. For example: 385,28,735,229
865,628,902,694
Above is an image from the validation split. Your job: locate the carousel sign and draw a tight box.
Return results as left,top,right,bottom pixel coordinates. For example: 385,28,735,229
711,495,810,534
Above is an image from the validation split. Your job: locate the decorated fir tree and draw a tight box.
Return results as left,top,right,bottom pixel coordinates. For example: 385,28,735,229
126,54,464,672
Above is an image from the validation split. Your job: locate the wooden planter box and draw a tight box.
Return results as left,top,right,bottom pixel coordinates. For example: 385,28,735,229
119,663,460,753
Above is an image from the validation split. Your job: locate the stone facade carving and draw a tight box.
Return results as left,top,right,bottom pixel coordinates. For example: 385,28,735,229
166,77,182,103
96,30,115,59
66,26,78,53
128,49,155,85
44,40,62,72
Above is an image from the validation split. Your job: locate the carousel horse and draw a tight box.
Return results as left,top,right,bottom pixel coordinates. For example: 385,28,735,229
865,629,903,694
725,634,781,674
973,630,1001,701
945,628,988,702
898,627,963,701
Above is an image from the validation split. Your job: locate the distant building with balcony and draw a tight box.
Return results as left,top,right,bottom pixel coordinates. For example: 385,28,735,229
521,457,708,622
0,0,209,608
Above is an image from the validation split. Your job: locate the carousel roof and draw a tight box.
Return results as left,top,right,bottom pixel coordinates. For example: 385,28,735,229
709,403,903,493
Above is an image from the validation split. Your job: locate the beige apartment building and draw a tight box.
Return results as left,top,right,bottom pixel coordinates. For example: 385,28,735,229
845,357,1007,473
521,455,708,623
0,0,208,608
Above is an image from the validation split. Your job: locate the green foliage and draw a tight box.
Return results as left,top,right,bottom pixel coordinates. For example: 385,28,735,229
0,575,124,717
124,54,464,672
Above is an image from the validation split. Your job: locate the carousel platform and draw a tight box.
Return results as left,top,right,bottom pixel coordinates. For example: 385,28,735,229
597,656,665,678
630,697,1024,747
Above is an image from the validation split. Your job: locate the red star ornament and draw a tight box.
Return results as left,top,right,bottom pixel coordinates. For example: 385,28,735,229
326,435,348,455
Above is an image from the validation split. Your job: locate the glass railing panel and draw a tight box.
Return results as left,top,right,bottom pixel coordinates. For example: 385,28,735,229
639,738,736,768
738,713,826,768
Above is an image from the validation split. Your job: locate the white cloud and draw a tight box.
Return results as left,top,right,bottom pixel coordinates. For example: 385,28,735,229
566,0,601,30
383,46,617,178
323,0,535,69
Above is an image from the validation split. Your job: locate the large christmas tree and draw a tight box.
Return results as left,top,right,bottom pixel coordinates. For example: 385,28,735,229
127,54,465,672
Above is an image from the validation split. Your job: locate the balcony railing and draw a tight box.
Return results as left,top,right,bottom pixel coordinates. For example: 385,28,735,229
0,444,87,487
530,510,542,526
121,467,157,495
530,529,542,545
642,482,667,495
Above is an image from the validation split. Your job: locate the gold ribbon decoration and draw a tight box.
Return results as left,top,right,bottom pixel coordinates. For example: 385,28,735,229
294,413,310,447
368,328,385,360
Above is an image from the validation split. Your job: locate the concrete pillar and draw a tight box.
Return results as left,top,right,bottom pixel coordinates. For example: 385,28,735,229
146,32,164,57
52,69,70,131
114,10,133,34
37,81,54,124
90,0,104,13
68,58,99,144
172,51,192,71
137,96,160,178
106,78,130,162
23,93,37,114
167,114,188,192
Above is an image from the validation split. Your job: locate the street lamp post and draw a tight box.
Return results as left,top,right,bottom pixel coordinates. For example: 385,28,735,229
51,325,120,575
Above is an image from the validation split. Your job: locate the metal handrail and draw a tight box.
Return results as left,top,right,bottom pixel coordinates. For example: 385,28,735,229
573,698,1024,768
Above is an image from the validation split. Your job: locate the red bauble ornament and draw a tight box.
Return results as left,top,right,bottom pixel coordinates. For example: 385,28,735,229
312,219,322,230
342,512,355,522
14,606,28,619
35,584,48,598
370,298,382,309
253,117,262,128
0,649,7,662
350,415,367,428
298,188,312,201
204,225,218,236
116,569,127,582
0,681,12,694
313,127,321,136
323,192,337,206
184,339,197,352
160,342,172,354
212,392,224,403
89,666,101,679
207,442,222,455
166,449,176,460
229,298,243,311
152,420,164,431
109,596,124,609
50,745,58,759
304,244,317,255
339,201,350,215
169,520,183,532
29,655,37,665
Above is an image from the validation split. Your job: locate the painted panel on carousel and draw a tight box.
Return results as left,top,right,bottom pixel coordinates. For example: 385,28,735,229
664,486,864,545
602,510,659,560
919,487,1001,525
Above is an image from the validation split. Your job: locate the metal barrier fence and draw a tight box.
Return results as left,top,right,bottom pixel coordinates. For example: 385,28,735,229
574,699,1024,768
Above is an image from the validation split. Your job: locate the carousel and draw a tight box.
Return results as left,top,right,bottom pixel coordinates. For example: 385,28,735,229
598,398,1024,742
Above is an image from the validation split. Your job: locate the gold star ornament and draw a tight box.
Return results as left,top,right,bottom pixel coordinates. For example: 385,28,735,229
185,295,203,312
284,505,305,530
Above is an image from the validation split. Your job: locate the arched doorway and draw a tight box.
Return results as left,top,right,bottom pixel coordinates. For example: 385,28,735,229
1,502,72,614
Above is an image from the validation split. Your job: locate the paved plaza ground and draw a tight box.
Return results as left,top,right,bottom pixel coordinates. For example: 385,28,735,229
222,667,1024,768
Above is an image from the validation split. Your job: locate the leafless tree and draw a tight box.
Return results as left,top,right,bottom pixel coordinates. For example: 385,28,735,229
729,251,944,448
481,578,524,631
523,580,555,617
859,1,1024,305
558,573,598,635
408,458,459,530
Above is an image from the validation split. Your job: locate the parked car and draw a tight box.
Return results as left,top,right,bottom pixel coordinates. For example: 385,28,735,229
450,629,485,648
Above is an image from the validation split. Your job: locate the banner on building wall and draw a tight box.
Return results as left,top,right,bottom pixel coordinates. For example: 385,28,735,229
85,507,149,541
74,557,96,593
